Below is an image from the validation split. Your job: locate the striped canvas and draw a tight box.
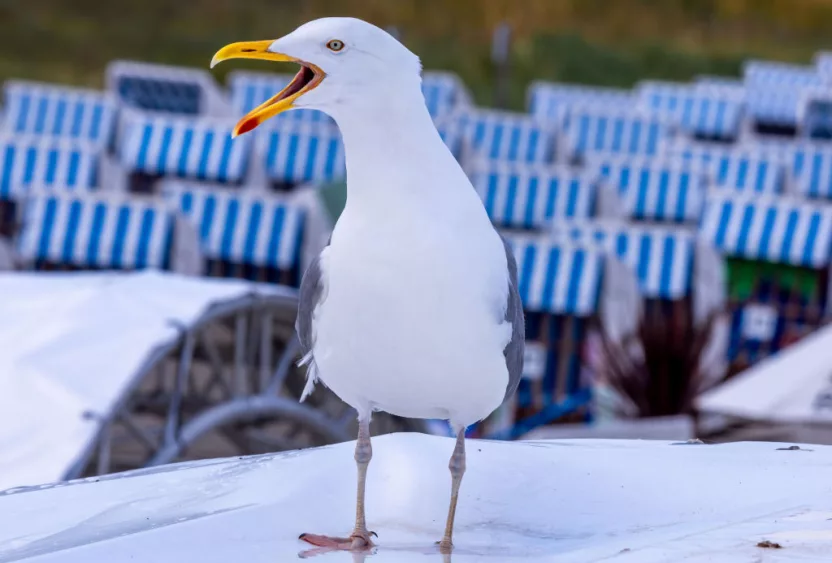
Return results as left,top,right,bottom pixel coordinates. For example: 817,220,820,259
165,183,305,271
2,81,117,147
17,192,173,269
593,157,706,223
700,192,832,268
422,71,471,118
457,110,556,164
469,162,597,229
227,71,333,125
637,81,744,140
0,136,98,199
711,151,785,194
565,107,670,160
526,81,634,121
550,221,695,300
792,144,832,199
505,235,604,315
118,112,251,183
258,123,345,184
743,61,822,127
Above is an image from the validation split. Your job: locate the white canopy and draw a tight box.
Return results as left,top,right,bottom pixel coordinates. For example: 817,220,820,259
0,270,291,491
1,433,830,562
697,322,832,423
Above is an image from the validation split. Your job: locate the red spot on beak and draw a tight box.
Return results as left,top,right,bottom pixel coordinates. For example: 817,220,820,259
235,117,259,137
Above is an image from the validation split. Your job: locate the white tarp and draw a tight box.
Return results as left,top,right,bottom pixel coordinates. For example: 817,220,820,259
0,433,831,562
697,322,832,424
0,270,291,491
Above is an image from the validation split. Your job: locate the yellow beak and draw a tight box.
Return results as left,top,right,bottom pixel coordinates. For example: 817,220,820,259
211,40,325,137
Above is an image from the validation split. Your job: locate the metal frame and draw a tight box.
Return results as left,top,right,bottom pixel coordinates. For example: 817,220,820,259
64,290,426,480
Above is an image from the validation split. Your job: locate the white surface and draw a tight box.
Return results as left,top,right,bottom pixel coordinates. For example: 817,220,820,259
698,322,832,424
0,270,288,491
1,433,831,562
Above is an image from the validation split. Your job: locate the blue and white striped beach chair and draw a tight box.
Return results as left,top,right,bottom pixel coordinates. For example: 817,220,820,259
565,106,671,161
637,81,745,140
710,150,785,194
457,109,557,164
257,122,345,186
743,60,823,129
700,191,832,269
117,111,252,185
591,156,706,223
550,221,696,301
421,71,472,119
526,81,633,123
2,81,117,148
164,182,305,282
468,162,600,229
106,60,231,117
16,191,175,270
0,135,98,199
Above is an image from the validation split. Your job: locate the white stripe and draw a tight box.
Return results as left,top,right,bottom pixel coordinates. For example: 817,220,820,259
765,204,791,263
94,206,116,267
277,207,301,269
550,248,574,312
72,200,95,264
577,253,601,315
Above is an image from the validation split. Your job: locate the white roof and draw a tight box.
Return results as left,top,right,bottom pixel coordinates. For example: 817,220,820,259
698,323,832,424
0,271,293,491
0,433,830,562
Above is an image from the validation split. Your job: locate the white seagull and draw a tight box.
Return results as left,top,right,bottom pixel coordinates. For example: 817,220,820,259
212,17,524,554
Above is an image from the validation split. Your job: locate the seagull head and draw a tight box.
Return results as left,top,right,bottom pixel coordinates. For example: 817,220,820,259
212,17,423,137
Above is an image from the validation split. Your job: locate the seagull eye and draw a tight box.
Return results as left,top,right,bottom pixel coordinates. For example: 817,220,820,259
326,39,345,52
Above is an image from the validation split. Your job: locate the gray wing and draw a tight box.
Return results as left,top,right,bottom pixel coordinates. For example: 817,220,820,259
500,234,525,402
296,251,325,357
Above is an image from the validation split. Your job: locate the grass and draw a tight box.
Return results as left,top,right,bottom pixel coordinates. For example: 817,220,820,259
3,0,832,109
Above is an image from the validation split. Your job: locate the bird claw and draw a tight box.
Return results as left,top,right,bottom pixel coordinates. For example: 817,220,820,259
299,530,376,551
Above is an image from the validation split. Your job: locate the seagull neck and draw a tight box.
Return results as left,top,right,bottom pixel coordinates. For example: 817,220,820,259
332,91,462,201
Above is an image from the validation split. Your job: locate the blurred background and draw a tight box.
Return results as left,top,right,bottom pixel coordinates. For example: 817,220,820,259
2,0,832,491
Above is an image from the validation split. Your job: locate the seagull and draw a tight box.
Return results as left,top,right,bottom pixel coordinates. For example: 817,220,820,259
212,17,524,554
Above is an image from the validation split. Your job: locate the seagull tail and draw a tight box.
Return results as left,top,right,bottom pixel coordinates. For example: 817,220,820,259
298,351,317,402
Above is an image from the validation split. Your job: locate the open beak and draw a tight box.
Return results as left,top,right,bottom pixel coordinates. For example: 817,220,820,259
211,40,325,137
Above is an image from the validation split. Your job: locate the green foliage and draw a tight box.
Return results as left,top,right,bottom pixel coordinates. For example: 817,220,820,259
1,0,831,110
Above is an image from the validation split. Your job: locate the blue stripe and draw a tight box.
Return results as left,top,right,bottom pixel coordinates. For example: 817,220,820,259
266,206,286,268
779,209,800,264
37,197,59,260
757,207,778,259
177,129,194,177
23,147,37,185
566,251,585,313
527,129,540,162
53,99,67,136
635,169,650,218
197,131,215,179
45,148,58,185
67,151,80,187
216,133,234,182
284,134,300,181
220,199,239,260
659,236,675,297
180,191,193,214
506,126,520,161
802,212,822,266
199,195,216,241
505,173,518,226
676,173,690,222
0,145,14,196
135,124,154,171
636,235,651,289
541,247,560,311
629,119,642,154
565,178,579,217
484,173,498,218
14,95,30,132
518,244,536,304
490,125,504,160
735,205,756,256
243,202,263,263
655,170,670,219
61,200,83,263
110,206,131,269
86,203,106,265
304,136,319,181
69,103,85,138
33,97,48,134
156,125,174,173
135,209,154,268
89,103,103,141
524,176,538,227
